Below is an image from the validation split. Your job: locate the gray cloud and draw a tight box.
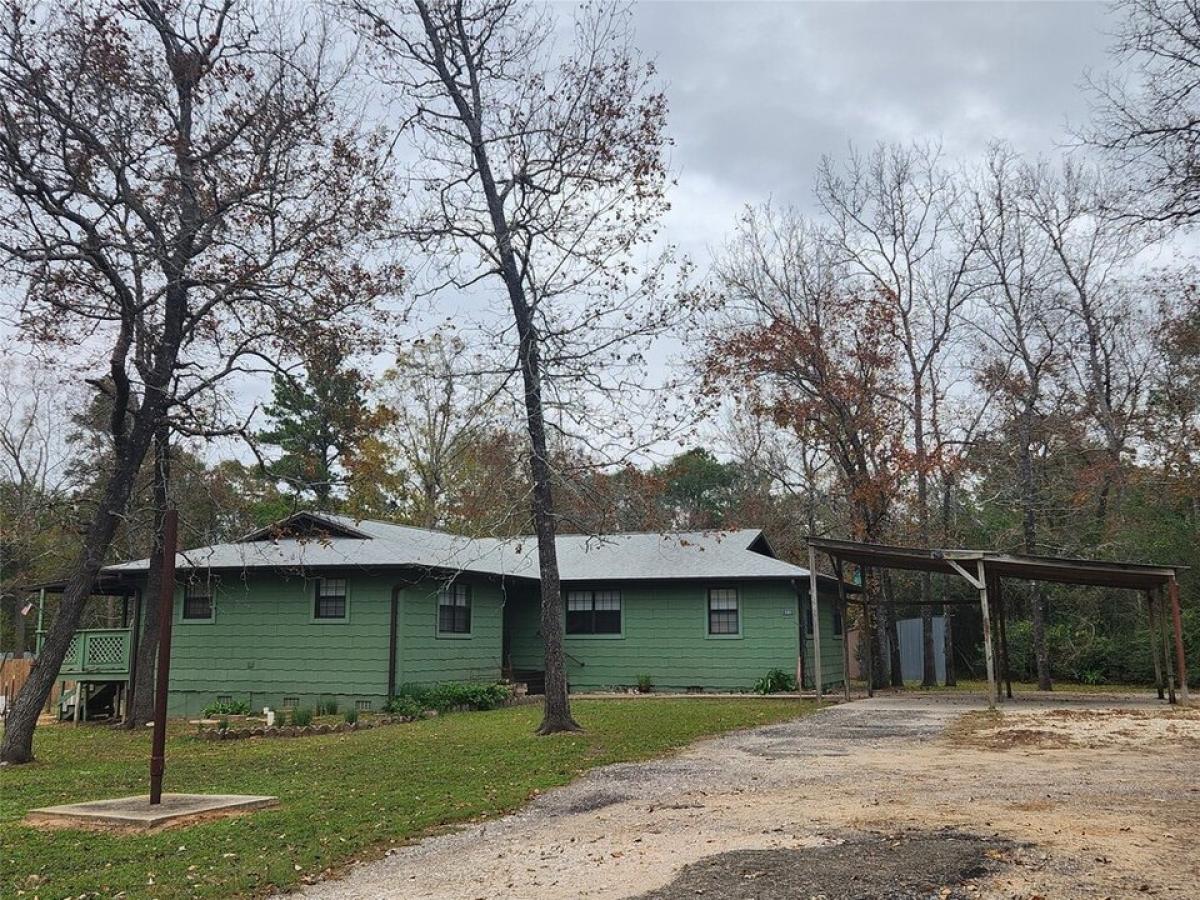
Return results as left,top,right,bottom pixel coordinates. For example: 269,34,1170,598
632,1,1116,253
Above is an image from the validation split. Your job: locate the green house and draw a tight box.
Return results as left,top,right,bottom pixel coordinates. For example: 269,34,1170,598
47,513,848,716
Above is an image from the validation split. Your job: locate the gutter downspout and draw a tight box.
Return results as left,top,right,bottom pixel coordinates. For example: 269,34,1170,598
791,578,806,691
387,586,400,699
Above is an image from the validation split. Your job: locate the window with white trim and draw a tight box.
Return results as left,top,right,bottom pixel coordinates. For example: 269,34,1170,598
708,588,739,635
565,590,622,635
437,583,471,634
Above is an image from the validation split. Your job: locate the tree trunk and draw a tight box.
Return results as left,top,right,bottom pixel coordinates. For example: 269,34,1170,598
942,597,956,686
1030,582,1051,690
516,324,580,734
1,410,157,763
920,593,936,687
125,426,170,728
911,379,937,688
881,570,904,686
939,476,956,686
867,570,888,690
1017,401,1051,691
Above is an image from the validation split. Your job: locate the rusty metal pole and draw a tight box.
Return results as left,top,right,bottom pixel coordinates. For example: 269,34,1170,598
807,543,823,702
977,559,997,711
149,509,178,805
1168,576,1189,705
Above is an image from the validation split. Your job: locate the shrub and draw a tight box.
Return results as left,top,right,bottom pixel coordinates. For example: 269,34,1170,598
203,698,250,717
343,707,358,724
635,674,653,694
216,716,229,732
316,699,339,716
387,681,512,715
384,696,423,718
753,668,797,694
291,707,314,727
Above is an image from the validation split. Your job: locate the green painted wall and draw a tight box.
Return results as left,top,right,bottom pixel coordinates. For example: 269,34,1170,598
163,571,503,716
507,579,844,692
800,585,846,689
118,569,841,714
393,577,504,687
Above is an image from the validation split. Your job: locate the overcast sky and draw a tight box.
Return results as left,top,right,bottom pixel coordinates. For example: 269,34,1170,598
631,1,1116,264
0,1,1127,467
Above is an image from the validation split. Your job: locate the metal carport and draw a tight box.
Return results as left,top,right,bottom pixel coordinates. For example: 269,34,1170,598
805,538,1190,708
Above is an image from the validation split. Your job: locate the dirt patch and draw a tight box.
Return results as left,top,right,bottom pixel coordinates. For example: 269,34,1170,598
951,705,1200,751
297,695,1200,900
636,829,1013,900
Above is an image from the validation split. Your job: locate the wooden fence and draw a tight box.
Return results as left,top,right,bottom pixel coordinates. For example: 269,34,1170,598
0,656,62,715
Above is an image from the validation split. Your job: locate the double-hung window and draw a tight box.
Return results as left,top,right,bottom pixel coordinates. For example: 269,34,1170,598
183,581,213,620
438,583,471,634
565,589,622,635
314,577,347,620
707,587,739,635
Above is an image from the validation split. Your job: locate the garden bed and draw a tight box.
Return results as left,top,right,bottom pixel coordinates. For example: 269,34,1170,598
193,712,430,741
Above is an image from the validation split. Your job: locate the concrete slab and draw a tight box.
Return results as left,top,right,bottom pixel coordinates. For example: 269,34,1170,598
24,793,278,831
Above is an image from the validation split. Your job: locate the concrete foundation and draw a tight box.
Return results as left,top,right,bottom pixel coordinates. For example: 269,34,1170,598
25,793,278,831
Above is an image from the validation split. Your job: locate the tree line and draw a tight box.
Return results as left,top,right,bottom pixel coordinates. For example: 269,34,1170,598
1,0,1197,763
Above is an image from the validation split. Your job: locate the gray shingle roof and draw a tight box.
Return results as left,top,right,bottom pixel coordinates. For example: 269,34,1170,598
104,513,819,584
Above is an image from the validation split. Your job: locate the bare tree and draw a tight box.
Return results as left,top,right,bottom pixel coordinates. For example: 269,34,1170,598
1088,0,1200,225
346,0,672,733
964,144,1067,690
376,330,511,528
0,0,397,763
816,142,981,687
1023,159,1151,530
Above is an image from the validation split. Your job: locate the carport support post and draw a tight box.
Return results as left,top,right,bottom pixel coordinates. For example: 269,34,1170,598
835,557,851,702
1168,577,1189,704
807,543,823,702
976,560,997,710
1159,589,1178,705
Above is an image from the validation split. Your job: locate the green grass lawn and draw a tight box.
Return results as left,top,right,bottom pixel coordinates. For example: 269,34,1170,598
1,698,814,898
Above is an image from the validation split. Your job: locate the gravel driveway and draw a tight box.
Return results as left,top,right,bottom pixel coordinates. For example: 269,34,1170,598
297,693,1199,899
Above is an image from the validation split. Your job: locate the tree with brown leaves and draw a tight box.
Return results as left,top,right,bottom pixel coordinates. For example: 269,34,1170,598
0,0,398,763
701,206,907,689
346,0,673,733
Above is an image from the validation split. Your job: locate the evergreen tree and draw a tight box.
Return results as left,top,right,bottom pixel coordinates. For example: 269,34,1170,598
258,338,382,510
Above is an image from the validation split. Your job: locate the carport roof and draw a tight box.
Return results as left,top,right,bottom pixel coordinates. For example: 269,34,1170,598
806,537,1187,591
